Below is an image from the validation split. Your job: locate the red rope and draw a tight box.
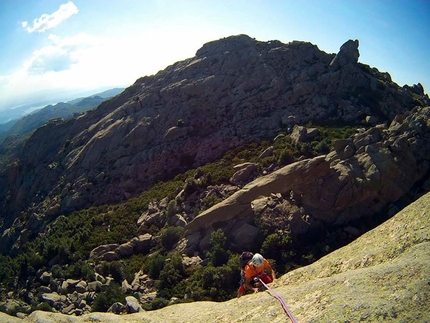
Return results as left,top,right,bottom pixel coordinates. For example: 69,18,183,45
258,278,298,323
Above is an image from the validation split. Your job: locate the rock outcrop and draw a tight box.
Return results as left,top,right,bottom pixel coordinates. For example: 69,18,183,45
2,190,428,322
183,106,430,253
0,35,428,254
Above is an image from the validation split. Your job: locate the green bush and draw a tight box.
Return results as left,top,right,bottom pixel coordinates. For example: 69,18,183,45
146,254,166,279
201,193,223,211
156,253,186,299
261,232,295,272
98,261,125,283
160,226,184,251
208,229,229,266
142,297,169,311
0,255,19,289
278,149,295,165
91,283,125,312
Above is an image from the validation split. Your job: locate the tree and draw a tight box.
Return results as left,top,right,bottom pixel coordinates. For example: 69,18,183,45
208,229,229,266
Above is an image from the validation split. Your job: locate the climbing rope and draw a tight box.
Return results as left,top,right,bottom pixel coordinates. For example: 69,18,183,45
258,278,298,323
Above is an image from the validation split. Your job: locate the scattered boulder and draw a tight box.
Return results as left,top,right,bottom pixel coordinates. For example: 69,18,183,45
133,234,152,254
108,302,125,314
118,242,134,258
39,272,52,285
230,162,258,185
125,296,143,313
259,146,274,158
75,281,87,294
89,244,119,259
40,292,66,307
290,125,319,143
1,35,429,258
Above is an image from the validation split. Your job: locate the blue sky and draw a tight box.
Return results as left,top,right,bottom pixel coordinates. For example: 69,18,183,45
0,0,429,111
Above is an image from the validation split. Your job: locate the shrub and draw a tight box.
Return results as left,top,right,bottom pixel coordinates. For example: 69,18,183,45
98,261,124,283
278,149,295,165
91,283,125,312
201,194,223,211
261,231,295,272
160,226,184,251
146,254,166,279
142,297,169,311
208,229,229,266
156,253,186,299
166,199,178,218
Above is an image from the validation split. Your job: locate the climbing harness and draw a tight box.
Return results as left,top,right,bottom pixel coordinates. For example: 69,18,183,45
258,278,298,323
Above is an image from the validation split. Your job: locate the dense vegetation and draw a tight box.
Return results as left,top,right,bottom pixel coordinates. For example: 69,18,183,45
0,124,365,314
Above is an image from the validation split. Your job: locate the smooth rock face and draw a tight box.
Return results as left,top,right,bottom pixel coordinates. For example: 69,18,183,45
3,191,429,322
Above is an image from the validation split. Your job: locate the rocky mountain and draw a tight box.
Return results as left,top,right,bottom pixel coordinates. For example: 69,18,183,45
0,34,429,319
0,35,428,252
1,190,428,322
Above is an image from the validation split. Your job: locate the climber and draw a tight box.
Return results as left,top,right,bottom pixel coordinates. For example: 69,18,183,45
237,252,276,297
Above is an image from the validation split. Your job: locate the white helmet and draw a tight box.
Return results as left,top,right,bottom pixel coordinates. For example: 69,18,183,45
252,253,264,267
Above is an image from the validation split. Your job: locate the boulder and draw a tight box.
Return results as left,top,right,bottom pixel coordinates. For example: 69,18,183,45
75,281,87,294
169,214,187,227
118,242,134,258
89,244,119,259
125,296,143,313
259,146,274,158
133,234,152,254
230,163,258,185
87,281,102,292
108,302,125,314
61,303,76,315
182,256,203,268
39,271,52,285
40,292,66,307
230,223,260,249
329,39,359,70
100,251,119,262
121,279,132,294
290,125,319,143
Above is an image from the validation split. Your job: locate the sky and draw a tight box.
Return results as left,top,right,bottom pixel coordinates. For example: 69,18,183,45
0,0,429,112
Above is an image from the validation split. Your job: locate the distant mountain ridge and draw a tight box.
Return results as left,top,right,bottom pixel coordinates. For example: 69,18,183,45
0,88,124,144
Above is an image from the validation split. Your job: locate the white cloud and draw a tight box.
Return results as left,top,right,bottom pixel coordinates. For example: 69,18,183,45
22,1,78,33
23,33,94,75
0,28,211,111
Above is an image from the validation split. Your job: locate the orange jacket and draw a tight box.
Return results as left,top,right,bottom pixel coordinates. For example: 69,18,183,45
244,259,271,279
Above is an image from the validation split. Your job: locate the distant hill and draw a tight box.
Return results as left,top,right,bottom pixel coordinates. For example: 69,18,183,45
66,88,125,105
0,88,124,144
